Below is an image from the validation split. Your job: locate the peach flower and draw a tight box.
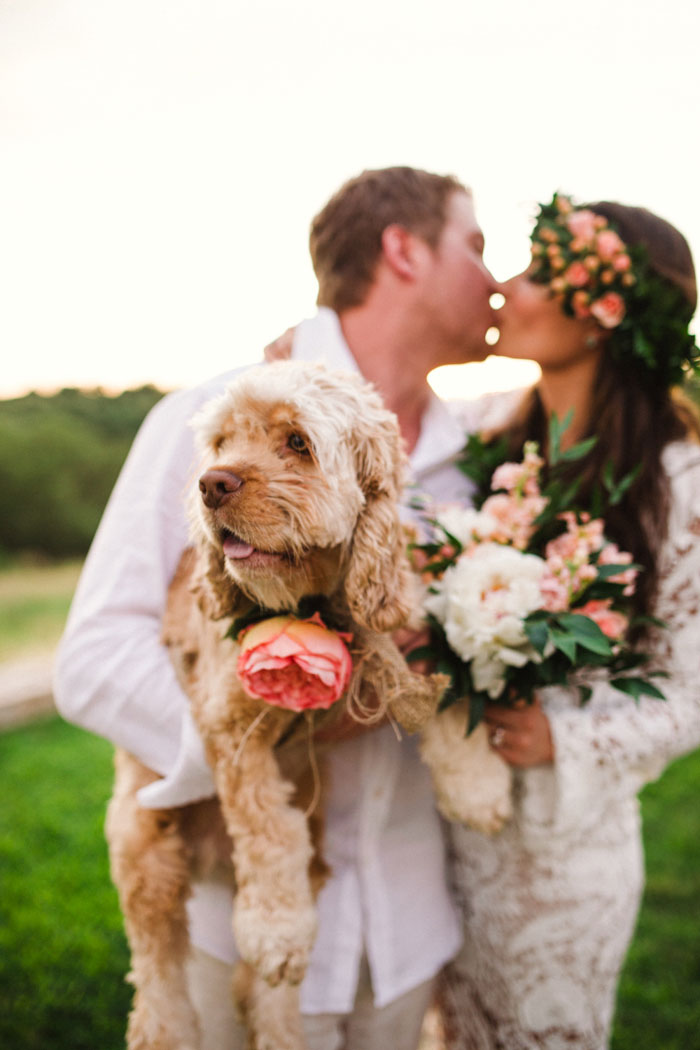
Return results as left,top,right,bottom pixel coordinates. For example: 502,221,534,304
237,614,352,711
571,290,592,319
590,292,626,329
574,599,629,640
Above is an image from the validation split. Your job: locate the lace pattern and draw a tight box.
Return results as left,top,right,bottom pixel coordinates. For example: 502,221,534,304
441,440,700,1049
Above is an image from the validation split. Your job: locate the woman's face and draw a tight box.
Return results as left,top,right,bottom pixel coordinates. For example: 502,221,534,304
495,269,603,371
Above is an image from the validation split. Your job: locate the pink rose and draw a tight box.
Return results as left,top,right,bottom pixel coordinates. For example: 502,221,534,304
564,261,590,288
595,229,626,261
566,209,598,244
237,614,353,711
574,600,628,640
590,292,626,329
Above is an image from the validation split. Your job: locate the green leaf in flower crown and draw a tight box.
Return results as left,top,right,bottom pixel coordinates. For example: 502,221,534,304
556,613,613,656
549,629,578,663
610,677,667,701
578,685,593,705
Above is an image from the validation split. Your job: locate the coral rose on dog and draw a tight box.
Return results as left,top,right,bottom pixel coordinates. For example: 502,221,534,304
237,614,353,711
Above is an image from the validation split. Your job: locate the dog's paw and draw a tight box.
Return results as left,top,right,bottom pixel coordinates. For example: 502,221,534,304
390,672,450,733
233,895,318,986
420,711,514,835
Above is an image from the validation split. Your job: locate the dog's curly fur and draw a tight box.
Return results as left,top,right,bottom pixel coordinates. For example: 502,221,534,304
105,361,447,1050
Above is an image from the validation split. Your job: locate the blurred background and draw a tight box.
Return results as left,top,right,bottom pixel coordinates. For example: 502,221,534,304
1,2,699,1047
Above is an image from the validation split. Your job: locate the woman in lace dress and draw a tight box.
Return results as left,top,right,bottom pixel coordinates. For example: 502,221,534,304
441,198,700,1049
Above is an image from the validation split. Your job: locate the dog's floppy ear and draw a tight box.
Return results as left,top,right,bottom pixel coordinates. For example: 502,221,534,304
192,539,246,621
343,414,413,633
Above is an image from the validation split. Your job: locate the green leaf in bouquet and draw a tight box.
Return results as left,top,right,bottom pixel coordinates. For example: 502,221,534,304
466,693,485,735
610,677,667,701
547,410,573,466
558,435,598,462
524,617,550,656
549,629,578,663
594,562,643,581
555,613,613,656
578,684,593,705
603,463,642,507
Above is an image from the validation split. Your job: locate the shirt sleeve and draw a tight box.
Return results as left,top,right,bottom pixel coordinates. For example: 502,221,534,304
519,444,700,843
53,385,213,777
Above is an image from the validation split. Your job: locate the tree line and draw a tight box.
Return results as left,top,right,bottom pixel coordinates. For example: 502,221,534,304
2,377,699,563
0,386,165,561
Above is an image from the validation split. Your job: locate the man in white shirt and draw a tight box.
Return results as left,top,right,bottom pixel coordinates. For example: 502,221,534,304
54,166,499,1050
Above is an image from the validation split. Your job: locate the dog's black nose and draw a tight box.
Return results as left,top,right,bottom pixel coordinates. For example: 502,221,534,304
199,469,244,509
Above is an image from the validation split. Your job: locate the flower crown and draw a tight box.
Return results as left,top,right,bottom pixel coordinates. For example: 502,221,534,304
529,193,699,387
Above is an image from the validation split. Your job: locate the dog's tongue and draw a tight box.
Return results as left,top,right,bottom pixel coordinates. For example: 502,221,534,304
223,535,255,560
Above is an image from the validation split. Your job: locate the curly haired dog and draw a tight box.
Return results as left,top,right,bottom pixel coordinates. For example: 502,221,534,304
105,360,447,1050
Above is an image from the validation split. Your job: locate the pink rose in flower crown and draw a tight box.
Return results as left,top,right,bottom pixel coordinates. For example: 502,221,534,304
566,209,598,244
564,261,590,288
590,292,626,329
595,229,626,261
574,599,629,640
237,614,353,711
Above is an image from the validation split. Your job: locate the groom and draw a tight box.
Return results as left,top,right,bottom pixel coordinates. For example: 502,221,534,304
54,165,499,1050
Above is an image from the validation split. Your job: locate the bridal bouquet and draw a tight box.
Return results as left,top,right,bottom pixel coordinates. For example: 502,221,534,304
410,415,665,735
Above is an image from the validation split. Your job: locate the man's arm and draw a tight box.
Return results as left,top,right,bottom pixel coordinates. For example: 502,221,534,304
54,385,212,775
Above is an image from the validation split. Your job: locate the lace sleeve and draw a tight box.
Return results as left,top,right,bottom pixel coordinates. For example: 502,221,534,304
518,444,700,845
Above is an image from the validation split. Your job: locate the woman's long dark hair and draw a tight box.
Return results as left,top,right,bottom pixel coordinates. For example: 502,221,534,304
500,202,700,623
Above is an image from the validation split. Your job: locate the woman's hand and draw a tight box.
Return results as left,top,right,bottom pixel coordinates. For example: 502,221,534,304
484,697,554,767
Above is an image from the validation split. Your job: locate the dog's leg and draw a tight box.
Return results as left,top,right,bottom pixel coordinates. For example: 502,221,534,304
350,627,448,733
107,750,200,1050
233,962,307,1050
419,701,513,834
207,725,318,989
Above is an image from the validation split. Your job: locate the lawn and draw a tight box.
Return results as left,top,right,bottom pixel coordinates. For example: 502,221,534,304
0,559,82,661
0,717,699,1049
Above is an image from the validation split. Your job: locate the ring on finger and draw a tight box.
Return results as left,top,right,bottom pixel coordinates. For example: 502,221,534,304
490,726,506,749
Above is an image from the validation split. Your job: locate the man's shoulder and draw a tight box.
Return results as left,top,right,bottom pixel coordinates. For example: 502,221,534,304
146,363,264,425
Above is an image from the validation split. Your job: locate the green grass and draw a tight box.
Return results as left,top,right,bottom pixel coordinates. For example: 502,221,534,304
0,559,82,660
1,717,699,1049
0,718,131,1049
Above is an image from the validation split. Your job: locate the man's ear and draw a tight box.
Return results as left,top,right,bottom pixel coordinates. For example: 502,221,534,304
380,224,423,281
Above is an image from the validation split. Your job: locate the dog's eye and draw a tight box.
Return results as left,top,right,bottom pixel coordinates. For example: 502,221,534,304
288,433,310,455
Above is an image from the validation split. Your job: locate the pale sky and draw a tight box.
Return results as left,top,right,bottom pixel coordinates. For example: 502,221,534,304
1,0,698,400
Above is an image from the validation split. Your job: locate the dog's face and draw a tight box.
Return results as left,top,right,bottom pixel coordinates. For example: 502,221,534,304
190,361,412,629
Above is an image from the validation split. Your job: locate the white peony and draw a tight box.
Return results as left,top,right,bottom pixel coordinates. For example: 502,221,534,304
434,505,499,548
424,543,546,699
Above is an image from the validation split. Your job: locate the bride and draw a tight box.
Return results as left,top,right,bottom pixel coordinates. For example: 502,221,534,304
440,195,700,1049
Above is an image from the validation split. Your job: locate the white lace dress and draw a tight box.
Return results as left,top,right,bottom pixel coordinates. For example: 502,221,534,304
441,440,700,1050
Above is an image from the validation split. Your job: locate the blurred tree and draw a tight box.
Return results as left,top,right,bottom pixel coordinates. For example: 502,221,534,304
0,386,165,559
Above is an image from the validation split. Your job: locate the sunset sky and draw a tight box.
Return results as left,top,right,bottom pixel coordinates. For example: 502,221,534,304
1,0,698,400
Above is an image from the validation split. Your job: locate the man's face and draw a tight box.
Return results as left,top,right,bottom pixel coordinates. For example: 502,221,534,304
419,191,499,366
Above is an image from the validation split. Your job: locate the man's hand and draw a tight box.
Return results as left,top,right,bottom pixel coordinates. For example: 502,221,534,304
483,697,554,768
264,327,295,362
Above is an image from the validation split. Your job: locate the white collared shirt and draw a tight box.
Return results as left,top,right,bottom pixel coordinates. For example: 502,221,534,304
54,309,477,1012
